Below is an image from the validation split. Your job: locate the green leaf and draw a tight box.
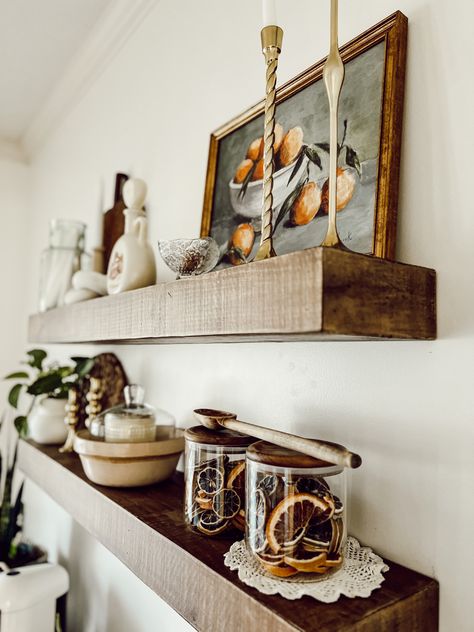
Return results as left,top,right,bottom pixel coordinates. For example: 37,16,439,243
287,147,306,185
8,384,23,409
27,373,63,396
345,146,361,176
26,349,47,370
238,161,257,200
13,416,28,437
315,142,330,153
304,145,322,170
75,358,95,378
4,372,29,380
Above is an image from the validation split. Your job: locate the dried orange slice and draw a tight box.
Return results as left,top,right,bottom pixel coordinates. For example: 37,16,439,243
266,493,330,553
197,467,224,495
294,477,329,496
324,553,343,568
330,518,344,553
197,510,228,536
261,562,298,578
227,461,246,501
257,473,283,498
212,488,240,519
257,550,284,565
283,551,327,573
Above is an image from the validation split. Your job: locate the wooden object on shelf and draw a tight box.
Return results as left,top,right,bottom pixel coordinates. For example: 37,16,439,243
18,440,439,632
194,408,361,468
102,173,128,271
59,386,80,453
28,247,436,345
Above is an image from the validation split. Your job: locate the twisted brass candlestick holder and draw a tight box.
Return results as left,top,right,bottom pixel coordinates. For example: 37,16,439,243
253,25,283,261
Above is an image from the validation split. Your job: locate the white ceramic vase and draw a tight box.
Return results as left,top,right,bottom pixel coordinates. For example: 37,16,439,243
28,398,68,445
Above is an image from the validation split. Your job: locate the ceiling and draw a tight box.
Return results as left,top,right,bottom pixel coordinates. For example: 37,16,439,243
0,0,111,142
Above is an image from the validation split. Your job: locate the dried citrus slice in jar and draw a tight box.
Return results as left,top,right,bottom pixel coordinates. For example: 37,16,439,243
212,488,241,519
197,466,224,495
266,493,330,553
261,562,298,578
227,461,246,501
197,510,229,536
283,551,327,573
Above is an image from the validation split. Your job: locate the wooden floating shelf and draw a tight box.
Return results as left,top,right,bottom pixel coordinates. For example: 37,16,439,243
28,248,436,345
19,440,439,631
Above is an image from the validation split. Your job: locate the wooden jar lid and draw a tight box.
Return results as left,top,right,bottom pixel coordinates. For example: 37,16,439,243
184,425,256,447
246,441,344,469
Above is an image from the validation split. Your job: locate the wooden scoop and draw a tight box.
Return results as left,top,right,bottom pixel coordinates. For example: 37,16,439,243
193,408,361,469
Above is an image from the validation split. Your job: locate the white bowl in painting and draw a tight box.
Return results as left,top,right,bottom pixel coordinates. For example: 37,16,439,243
158,237,220,277
229,156,309,219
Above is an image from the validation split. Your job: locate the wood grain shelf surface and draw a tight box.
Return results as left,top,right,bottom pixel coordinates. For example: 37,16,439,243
19,440,439,632
28,248,436,345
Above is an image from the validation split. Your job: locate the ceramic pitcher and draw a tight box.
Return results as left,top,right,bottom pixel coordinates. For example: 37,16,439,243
107,178,157,294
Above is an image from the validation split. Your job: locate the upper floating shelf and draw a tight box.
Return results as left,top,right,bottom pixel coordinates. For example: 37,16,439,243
28,248,436,345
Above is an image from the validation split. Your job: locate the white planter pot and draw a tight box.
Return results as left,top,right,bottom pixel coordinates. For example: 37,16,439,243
28,398,68,445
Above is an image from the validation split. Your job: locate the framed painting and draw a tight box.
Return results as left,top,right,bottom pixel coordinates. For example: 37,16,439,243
201,12,407,266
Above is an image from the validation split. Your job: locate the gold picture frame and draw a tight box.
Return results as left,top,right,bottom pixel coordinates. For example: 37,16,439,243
201,11,407,262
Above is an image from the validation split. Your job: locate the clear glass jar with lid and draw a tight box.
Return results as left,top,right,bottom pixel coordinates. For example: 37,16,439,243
246,441,347,578
184,426,256,537
38,219,89,311
99,384,172,443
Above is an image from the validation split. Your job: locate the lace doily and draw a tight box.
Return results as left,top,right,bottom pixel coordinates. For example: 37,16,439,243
224,536,389,602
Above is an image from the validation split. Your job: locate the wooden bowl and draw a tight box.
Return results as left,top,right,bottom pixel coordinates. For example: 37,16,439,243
73,427,184,487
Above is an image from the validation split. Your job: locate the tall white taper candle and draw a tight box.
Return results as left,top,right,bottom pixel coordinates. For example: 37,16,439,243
262,0,277,27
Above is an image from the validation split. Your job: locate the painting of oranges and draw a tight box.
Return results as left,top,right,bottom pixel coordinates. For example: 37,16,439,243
201,34,405,266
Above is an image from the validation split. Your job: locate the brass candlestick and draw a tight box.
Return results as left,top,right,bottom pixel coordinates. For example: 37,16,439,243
253,25,283,261
321,0,345,249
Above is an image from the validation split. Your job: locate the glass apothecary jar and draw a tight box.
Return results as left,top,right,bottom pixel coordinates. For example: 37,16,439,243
38,219,89,311
184,426,255,537
246,441,347,579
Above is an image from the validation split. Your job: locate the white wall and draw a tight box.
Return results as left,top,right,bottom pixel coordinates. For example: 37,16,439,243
0,157,30,408
15,0,474,630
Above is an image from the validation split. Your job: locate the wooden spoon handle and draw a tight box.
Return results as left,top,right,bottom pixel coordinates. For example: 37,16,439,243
221,418,361,469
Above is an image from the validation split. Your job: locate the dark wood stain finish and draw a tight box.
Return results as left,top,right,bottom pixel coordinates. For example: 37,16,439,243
19,440,439,632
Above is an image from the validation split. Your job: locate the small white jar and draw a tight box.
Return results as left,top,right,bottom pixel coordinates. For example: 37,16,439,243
104,385,156,443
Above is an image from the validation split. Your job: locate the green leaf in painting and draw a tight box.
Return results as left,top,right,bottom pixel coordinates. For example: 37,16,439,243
315,142,330,153
26,349,47,370
345,146,361,176
4,372,29,380
287,147,306,185
8,384,23,409
13,416,28,437
304,145,322,170
238,162,257,200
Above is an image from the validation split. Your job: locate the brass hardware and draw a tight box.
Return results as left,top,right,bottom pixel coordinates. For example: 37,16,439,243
253,25,284,262
321,0,346,249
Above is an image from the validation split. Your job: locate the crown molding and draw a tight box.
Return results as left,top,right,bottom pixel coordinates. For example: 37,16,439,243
21,0,156,159
0,138,27,164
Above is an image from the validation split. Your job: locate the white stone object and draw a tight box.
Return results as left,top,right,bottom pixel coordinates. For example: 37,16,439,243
64,287,100,305
72,270,108,295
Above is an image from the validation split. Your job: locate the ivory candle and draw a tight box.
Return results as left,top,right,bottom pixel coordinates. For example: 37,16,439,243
262,0,277,27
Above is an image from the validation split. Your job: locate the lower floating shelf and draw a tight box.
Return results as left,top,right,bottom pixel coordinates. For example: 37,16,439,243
18,440,438,631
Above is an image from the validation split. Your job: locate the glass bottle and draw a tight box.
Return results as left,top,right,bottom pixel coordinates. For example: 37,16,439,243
246,441,347,579
38,219,88,311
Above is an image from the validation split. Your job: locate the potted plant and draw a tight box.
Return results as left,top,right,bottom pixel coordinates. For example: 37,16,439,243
4,349,94,444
